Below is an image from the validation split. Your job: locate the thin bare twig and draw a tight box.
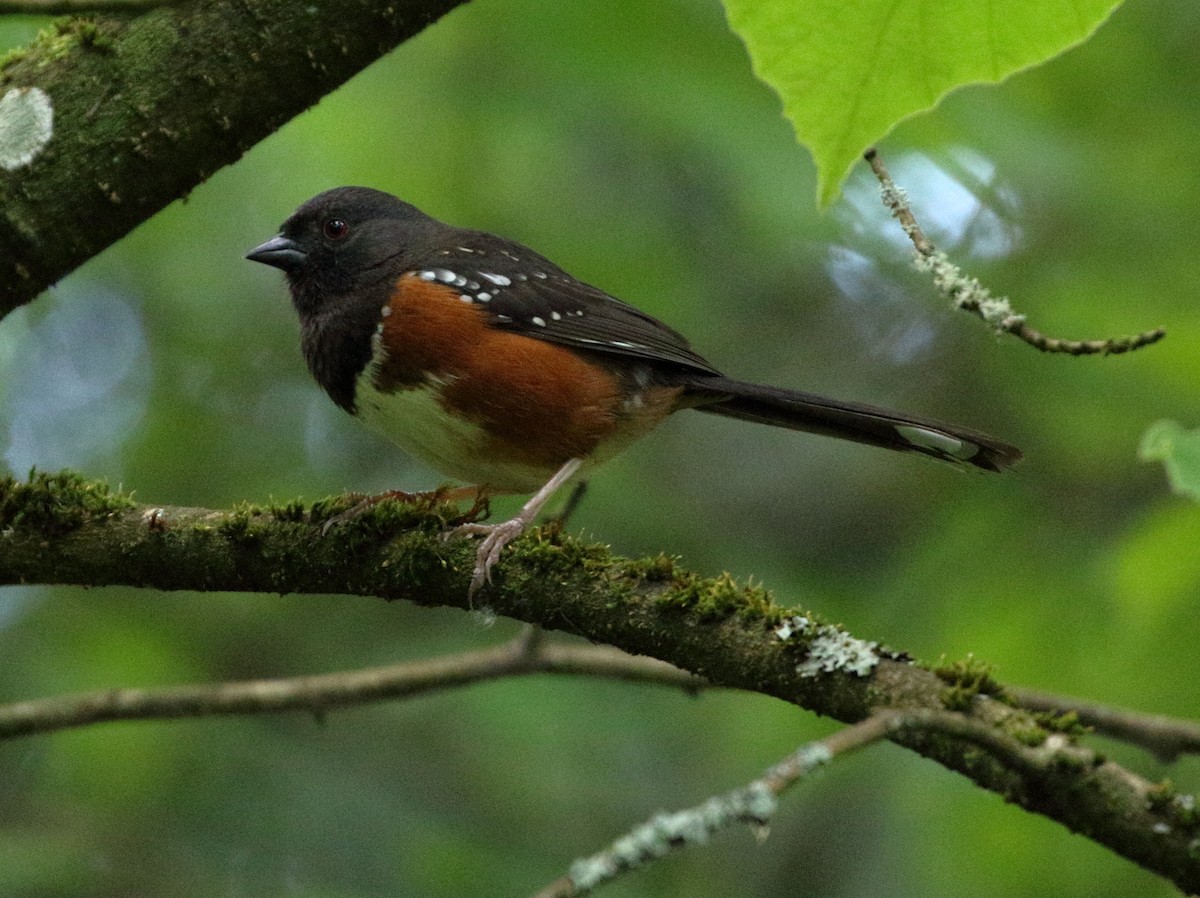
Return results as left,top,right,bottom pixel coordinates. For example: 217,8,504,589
530,708,1072,897
863,148,1164,356
1011,686,1200,763
0,637,704,740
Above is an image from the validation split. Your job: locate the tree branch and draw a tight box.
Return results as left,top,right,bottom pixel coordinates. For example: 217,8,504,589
532,709,1098,897
532,712,897,898
0,629,704,739
863,148,1165,355
2,470,1199,891
1012,686,1200,763
0,0,466,320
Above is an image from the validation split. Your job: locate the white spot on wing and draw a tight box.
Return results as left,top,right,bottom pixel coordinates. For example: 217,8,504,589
531,316,546,327
481,272,512,287
895,425,976,460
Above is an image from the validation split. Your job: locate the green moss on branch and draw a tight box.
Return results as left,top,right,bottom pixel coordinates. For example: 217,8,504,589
0,0,465,318
3,469,1199,891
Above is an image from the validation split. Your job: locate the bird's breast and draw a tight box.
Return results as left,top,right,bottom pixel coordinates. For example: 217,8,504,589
353,272,683,492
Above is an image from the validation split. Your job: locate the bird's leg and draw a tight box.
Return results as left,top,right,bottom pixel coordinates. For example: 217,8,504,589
449,458,584,598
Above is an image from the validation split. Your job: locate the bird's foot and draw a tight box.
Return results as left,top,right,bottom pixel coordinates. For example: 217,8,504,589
448,513,535,600
444,458,585,600
321,485,484,535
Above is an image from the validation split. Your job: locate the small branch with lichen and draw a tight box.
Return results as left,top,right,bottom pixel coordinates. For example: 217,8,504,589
1011,686,1200,764
863,148,1164,356
531,707,1125,897
531,714,891,898
3,469,1200,892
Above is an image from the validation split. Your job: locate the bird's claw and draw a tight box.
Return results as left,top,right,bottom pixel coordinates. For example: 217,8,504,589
448,517,530,599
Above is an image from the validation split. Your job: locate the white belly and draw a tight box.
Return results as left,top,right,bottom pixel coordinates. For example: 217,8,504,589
354,377,559,492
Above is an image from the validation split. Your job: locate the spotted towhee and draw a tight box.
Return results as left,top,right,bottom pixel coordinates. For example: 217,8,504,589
247,187,1020,596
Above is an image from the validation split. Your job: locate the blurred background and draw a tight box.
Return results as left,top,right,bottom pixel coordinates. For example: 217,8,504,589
2,0,1198,895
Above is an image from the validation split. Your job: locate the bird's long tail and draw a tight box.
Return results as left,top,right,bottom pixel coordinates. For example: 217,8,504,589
681,376,1020,473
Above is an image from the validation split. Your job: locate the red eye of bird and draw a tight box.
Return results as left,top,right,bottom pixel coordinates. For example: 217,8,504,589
323,218,349,240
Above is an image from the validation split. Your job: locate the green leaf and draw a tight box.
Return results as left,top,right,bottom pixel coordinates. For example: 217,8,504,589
722,0,1124,206
1139,419,1200,501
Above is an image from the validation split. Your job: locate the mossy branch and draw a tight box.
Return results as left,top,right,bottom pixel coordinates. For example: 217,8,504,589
0,0,465,320
2,470,1199,892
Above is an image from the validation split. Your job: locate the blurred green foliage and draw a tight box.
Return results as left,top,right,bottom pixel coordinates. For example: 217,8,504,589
2,0,1199,896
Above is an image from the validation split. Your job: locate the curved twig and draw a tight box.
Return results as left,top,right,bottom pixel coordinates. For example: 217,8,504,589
530,709,1088,897
0,633,704,739
1011,686,1200,763
864,148,1164,355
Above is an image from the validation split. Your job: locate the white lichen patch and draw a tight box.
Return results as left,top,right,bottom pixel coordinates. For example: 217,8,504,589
797,627,879,678
568,782,778,891
773,614,879,678
0,87,53,171
913,249,1024,332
